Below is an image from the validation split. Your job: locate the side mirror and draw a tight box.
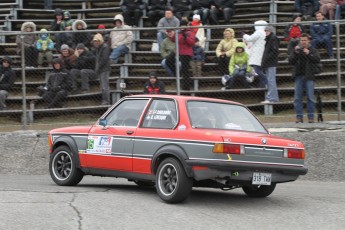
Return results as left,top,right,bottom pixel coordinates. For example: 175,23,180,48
99,118,107,129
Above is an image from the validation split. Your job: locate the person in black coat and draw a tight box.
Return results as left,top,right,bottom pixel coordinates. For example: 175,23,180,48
191,0,213,25
50,8,64,50
171,0,193,20
210,0,235,24
120,0,146,27
92,33,111,105
72,20,92,49
147,0,170,26
70,43,96,93
0,56,16,110
42,58,72,108
288,33,321,123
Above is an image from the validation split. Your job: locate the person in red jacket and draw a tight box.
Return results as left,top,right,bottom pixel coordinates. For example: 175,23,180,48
284,14,306,57
143,72,166,94
171,20,196,90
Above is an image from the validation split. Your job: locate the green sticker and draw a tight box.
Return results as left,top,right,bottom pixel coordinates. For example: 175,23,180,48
87,139,94,149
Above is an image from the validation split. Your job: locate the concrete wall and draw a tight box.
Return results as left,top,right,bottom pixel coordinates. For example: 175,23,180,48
0,127,344,181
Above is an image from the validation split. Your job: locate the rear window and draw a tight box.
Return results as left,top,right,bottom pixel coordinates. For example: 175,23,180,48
187,101,267,133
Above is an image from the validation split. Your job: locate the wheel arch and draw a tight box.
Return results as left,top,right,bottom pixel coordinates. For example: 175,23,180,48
151,144,194,178
52,136,81,168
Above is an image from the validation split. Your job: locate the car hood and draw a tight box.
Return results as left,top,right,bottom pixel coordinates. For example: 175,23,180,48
49,125,92,135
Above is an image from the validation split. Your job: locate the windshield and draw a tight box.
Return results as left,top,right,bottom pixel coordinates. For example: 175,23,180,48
187,101,267,133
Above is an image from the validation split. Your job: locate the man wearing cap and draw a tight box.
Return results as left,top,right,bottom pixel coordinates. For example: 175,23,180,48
92,33,111,105
70,43,96,94
109,14,133,64
0,57,16,110
143,72,166,94
261,26,280,104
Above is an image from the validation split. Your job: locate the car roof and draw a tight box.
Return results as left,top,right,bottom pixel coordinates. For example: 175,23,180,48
125,94,242,105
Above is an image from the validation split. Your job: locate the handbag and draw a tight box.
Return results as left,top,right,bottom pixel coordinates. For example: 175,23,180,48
151,41,159,52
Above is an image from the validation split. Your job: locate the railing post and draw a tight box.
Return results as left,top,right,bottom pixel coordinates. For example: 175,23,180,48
335,22,342,121
20,34,27,130
175,29,181,95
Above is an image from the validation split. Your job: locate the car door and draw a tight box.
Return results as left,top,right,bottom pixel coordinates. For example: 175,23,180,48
85,99,149,172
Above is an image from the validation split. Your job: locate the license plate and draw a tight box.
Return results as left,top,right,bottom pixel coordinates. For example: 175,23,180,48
252,172,272,185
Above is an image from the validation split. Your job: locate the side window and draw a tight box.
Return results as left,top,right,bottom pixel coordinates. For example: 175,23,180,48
141,99,177,129
105,99,149,126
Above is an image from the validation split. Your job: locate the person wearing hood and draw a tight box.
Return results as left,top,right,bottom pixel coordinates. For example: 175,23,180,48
120,0,146,27
70,43,96,94
242,20,268,88
0,57,16,110
72,19,92,49
171,20,195,90
59,11,74,48
42,58,72,108
223,42,252,89
210,0,235,25
215,28,238,75
16,21,38,68
92,33,111,105
157,7,180,47
146,0,169,26
36,28,54,67
50,8,63,50
143,72,166,94
288,33,320,123
109,14,133,63
284,14,306,56
261,26,280,104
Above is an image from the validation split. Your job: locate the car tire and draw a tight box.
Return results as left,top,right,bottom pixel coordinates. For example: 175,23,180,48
134,180,155,187
156,157,192,203
49,145,84,186
242,183,276,198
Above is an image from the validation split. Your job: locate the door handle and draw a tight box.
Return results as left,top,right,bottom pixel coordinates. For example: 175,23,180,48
126,130,134,135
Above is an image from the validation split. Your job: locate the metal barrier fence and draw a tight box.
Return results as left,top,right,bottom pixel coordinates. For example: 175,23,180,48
0,20,344,130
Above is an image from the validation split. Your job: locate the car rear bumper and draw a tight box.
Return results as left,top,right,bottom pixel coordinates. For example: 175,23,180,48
186,159,308,182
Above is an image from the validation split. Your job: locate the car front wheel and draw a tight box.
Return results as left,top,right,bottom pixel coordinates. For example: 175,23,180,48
156,157,192,203
242,183,276,198
49,145,84,186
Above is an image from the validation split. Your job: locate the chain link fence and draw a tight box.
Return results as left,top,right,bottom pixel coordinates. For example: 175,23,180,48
0,20,344,130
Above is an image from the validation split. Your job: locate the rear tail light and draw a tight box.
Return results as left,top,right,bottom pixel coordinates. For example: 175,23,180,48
213,143,244,154
284,148,305,159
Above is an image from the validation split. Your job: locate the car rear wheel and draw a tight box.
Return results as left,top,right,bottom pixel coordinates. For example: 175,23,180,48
242,183,276,198
156,157,192,203
49,146,84,186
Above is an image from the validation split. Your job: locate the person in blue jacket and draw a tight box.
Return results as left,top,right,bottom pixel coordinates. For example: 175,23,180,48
310,11,334,59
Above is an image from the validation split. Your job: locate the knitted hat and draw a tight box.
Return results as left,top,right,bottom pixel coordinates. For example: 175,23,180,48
76,43,85,50
149,71,157,79
1,56,12,65
98,24,106,29
60,44,70,51
54,8,63,16
264,26,274,33
193,14,200,20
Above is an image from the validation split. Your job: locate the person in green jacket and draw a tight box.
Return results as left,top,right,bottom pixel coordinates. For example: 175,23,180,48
224,42,252,89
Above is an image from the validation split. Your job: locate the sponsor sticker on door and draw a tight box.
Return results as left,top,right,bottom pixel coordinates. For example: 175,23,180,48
86,136,113,154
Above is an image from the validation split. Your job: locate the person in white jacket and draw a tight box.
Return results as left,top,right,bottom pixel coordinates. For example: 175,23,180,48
109,14,133,63
242,20,268,88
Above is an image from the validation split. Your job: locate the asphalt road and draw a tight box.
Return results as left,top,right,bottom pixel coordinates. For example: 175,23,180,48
0,175,344,230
